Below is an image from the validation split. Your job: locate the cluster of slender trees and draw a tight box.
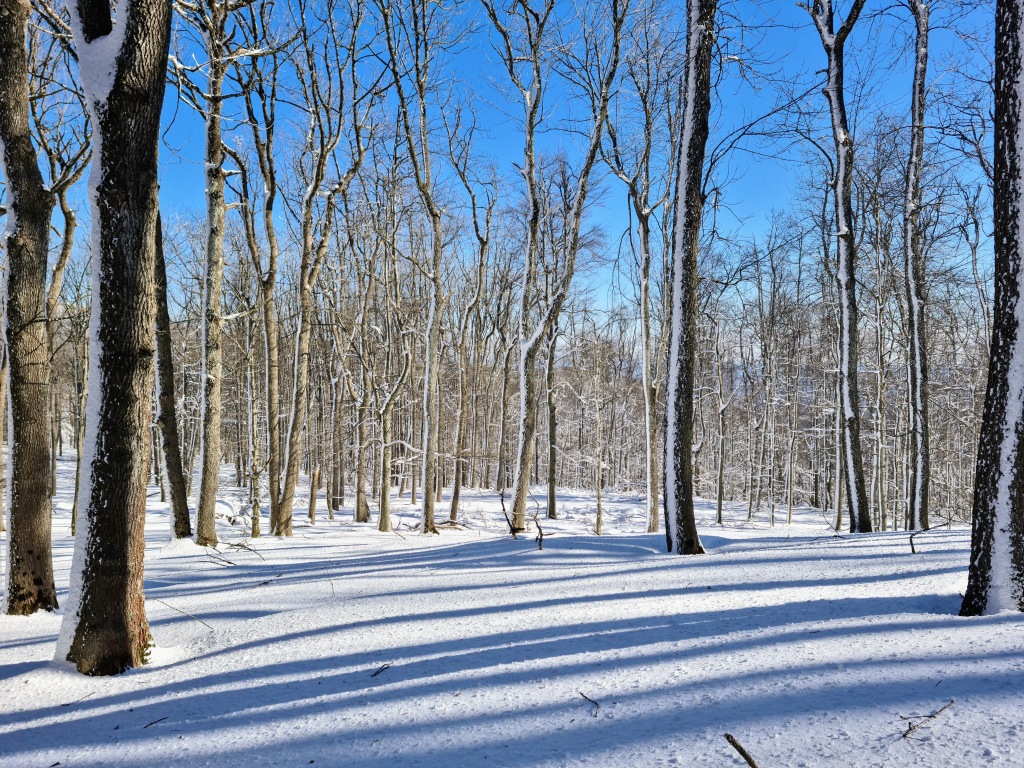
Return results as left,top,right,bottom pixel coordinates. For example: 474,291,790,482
0,0,1020,675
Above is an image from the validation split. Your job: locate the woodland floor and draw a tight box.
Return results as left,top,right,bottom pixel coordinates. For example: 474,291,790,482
0,455,1022,767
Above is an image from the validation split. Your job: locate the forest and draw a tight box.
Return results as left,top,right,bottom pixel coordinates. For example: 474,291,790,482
2,0,1023,764
2,0,1024,761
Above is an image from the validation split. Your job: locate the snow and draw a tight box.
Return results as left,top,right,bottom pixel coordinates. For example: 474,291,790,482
57,2,130,659
2,457,1020,767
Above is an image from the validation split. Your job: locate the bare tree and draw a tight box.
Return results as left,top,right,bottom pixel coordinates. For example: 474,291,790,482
57,0,172,675
903,0,930,531
664,0,717,554
800,0,872,533
486,0,629,531
0,0,58,614
961,0,1024,615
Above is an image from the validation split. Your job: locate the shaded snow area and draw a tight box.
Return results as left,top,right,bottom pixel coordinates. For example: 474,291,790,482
2,457,1023,767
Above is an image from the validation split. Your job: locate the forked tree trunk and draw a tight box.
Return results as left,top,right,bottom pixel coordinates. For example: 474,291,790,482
805,0,872,533
58,0,171,675
0,0,58,613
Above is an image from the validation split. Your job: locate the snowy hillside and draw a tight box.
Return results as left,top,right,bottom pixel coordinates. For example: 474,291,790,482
1,460,1020,767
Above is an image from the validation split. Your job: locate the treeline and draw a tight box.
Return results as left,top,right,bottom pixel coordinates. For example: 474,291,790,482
0,0,995,669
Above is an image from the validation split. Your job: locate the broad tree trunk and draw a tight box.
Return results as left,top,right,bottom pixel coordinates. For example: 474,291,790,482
58,0,171,674
664,0,716,555
962,0,1024,615
0,0,58,613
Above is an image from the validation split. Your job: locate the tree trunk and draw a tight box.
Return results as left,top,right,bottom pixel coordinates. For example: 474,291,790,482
962,0,1024,615
807,0,871,533
155,214,191,539
195,41,227,547
58,0,170,674
664,0,716,555
0,0,58,613
546,330,558,519
904,0,930,532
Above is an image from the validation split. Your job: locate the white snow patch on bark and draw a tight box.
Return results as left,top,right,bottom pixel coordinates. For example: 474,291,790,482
56,3,129,660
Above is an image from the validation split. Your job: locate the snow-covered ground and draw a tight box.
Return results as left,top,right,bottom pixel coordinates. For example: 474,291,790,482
1,455,1022,767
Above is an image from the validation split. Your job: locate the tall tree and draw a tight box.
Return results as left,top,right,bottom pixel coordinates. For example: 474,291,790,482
903,0,930,531
276,0,374,535
57,0,172,675
155,213,192,539
961,0,1024,616
487,0,629,531
663,0,717,554
0,0,59,614
801,0,872,533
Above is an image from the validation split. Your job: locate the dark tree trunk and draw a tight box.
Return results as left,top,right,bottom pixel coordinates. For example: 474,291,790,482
904,0,930,532
0,0,58,614
962,0,1024,615
664,0,716,555
58,0,171,675
155,214,191,539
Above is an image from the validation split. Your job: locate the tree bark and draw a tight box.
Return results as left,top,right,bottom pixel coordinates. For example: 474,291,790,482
962,0,1024,615
805,0,872,533
155,213,191,538
58,0,171,674
904,0,930,532
0,0,58,614
664,0,716,555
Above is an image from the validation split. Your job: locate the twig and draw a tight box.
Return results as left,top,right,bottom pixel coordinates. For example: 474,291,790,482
901,699,954,738
371,663,391,677
225,541,265,560
724,733,760,768
143,716,168,729
60,692,95,707
205,551,236,567
579,691,600,717
533,513,545,551
909,530,922,555
152,598,214,630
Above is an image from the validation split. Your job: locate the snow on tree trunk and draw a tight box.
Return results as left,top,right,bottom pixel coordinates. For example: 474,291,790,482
664,0,715,556
805,0,872,534
904,0,930,532
0,0,58,614
57,0,171,675
962,0,1024,616
196,28,228,548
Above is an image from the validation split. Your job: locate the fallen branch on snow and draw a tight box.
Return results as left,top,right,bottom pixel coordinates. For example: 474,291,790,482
579,691,600,717
724,733,760,767
900,699,954,739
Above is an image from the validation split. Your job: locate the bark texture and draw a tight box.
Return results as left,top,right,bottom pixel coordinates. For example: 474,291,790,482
664,0,716,555
59,0,171,675
904,0,930,532
155,214,192,539
0,0,58,614
805,0,872,533
962,0,1024,615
